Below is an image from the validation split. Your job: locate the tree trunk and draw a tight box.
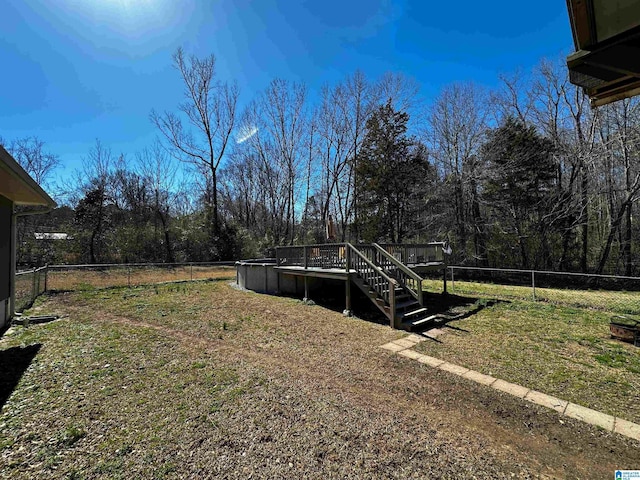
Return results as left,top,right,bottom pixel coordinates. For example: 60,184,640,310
595,199,631,274
580,164,588,272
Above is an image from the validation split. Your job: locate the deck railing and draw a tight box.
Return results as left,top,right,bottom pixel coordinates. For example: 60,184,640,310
275,244,348,270
378,243,446,265
347,243,397,325
373,243,424,305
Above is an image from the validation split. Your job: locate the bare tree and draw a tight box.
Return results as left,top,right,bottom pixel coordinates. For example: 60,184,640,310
1,136,61,188
491,71,534,125
74,140,114,263
151,47,239,236
137,143,178,263
427,82,488,263
594,98,640,275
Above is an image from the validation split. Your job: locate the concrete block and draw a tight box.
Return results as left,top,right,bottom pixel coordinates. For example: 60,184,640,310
405,334,427,344
613,418,640,441
524,390,568,414
491,379,530,398
380,342,406,352
397,349,424,360
392,338,417,349
564,403,615,431
462,370,497,386
416,355,445,367
438,362,469,376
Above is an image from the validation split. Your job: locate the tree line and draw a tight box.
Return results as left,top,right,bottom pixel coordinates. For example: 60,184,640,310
4,50,640,276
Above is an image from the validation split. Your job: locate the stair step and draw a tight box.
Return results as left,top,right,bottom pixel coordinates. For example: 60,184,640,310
396,300,420,310
400,307,428,318
410,315,438,326
400,314,438,331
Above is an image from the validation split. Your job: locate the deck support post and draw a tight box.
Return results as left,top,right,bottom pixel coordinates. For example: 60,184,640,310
275,248,280,294
303,276,310,303
443,265,448,295
343,276,352,316
389,279,397,329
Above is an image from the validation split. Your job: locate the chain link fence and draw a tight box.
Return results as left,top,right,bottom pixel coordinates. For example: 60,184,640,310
46,262,236,291
14,266,48,313
15,261,640,317
445,266,640,316
13,262,236,314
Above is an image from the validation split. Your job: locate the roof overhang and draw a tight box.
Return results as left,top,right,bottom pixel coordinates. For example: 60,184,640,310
566,0,640,107
0,145,56,207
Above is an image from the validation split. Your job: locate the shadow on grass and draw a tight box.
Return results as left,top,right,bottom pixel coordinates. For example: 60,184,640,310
411,293,506,335
272,280,505,331
0,344,41,412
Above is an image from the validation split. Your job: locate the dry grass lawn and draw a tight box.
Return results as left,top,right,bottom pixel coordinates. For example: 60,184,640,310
1,276,638,478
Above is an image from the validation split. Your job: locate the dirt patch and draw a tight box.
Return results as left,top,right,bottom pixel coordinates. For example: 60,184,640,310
413,299,640,424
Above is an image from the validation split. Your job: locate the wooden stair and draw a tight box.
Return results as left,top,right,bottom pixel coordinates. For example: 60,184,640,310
348,243,436,330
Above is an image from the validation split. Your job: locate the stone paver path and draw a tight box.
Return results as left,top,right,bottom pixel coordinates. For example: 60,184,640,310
380,334,640,442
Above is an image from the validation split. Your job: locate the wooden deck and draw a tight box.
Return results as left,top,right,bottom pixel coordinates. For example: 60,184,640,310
274,266,355,280
274,242,448,331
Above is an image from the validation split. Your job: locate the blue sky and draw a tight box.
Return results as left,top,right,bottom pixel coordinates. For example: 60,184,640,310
0,0,572,190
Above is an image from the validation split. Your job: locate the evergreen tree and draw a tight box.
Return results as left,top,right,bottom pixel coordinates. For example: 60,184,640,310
481,117,557,268
356,100,431,242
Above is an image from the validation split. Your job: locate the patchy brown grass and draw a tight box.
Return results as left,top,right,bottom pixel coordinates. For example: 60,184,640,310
414,298,640,424
47,266,235,291
1,280,638,479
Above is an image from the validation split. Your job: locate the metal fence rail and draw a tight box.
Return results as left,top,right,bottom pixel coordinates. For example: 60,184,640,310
47,262,235,291
445,265,640,316
14,266,48,312
14,261,640,317
13,262,236,313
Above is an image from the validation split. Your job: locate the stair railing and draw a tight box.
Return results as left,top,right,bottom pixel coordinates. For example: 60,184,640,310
373,243,424,306
347,243,397,324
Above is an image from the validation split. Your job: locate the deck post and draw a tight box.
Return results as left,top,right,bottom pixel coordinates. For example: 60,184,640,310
450,267,454,292
345,244,350,272
389,279,397,329
343,275,352,316
304,246,308,269
443,265,448,295
275,248,280,294
303,276,310,303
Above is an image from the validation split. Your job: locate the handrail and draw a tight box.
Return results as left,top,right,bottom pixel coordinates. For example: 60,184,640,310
377,242,446,265
347,243,395,285
373,244,424,283
275,242,347,250
347,243,397,327
373,243,424,305
378,242,445,247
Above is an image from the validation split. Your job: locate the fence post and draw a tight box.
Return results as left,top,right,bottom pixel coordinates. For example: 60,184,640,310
190,263,193,281
451,266,455,292
32,267,37,303
531,270,536,301
44,265,48,292
128,265,131,288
